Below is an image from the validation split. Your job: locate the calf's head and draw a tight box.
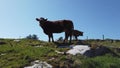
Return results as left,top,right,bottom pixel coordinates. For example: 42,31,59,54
80,32,83,36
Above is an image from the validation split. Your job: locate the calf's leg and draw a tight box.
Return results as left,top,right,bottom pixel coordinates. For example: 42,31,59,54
75,36,78,41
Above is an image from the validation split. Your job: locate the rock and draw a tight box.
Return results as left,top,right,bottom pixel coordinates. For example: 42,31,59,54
83,46,115,57
0,41,6,45
24,60,52,68
66,45,90,55
13,39,20,42
66,45,119,57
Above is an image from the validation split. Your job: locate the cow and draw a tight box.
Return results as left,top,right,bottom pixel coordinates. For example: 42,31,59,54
72,30,83,41
36,17,74,43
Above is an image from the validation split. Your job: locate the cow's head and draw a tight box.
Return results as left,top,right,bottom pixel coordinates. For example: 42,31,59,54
36,17,47,22
36,17,47,27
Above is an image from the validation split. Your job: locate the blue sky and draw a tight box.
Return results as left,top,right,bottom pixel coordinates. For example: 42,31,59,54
0,0,120,41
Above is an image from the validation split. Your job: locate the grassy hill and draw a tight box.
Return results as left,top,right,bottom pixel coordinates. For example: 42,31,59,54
0,38,120,68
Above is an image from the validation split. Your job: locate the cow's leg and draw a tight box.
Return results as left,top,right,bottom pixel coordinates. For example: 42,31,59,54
64,32,69,43
69,31,72,43
69,34,72,43
68,30,73,43
48,33,54,42
48,35,51,42
51,34,54,42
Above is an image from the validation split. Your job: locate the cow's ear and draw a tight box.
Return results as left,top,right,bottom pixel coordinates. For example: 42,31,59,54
45,18,48,21
36,18,39,21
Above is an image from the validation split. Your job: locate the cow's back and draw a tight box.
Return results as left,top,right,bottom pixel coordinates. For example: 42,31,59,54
43,20,74,33
62,20,74,30
53,20,73,27
55,20,74,32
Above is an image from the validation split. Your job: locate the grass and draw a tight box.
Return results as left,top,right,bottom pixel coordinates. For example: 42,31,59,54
0,39,63,68
0,38,120,68
70,54,120,68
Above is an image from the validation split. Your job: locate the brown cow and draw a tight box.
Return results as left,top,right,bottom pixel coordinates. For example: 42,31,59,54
72,30,83,41
36,17,74,43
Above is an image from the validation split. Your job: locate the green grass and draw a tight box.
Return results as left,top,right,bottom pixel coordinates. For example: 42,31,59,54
0,39,120,68
71,54,120,68
0,39,68,68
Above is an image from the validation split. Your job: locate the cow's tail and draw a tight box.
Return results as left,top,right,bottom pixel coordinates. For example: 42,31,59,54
71,21,74,35
70,21,74,43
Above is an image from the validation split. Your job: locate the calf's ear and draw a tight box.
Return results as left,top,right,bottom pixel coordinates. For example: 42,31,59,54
36,18,39,21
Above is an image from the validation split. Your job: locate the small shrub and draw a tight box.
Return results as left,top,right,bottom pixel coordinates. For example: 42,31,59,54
26,34,39,40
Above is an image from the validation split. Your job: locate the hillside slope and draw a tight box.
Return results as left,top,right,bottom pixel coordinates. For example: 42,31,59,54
0,38,120,68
